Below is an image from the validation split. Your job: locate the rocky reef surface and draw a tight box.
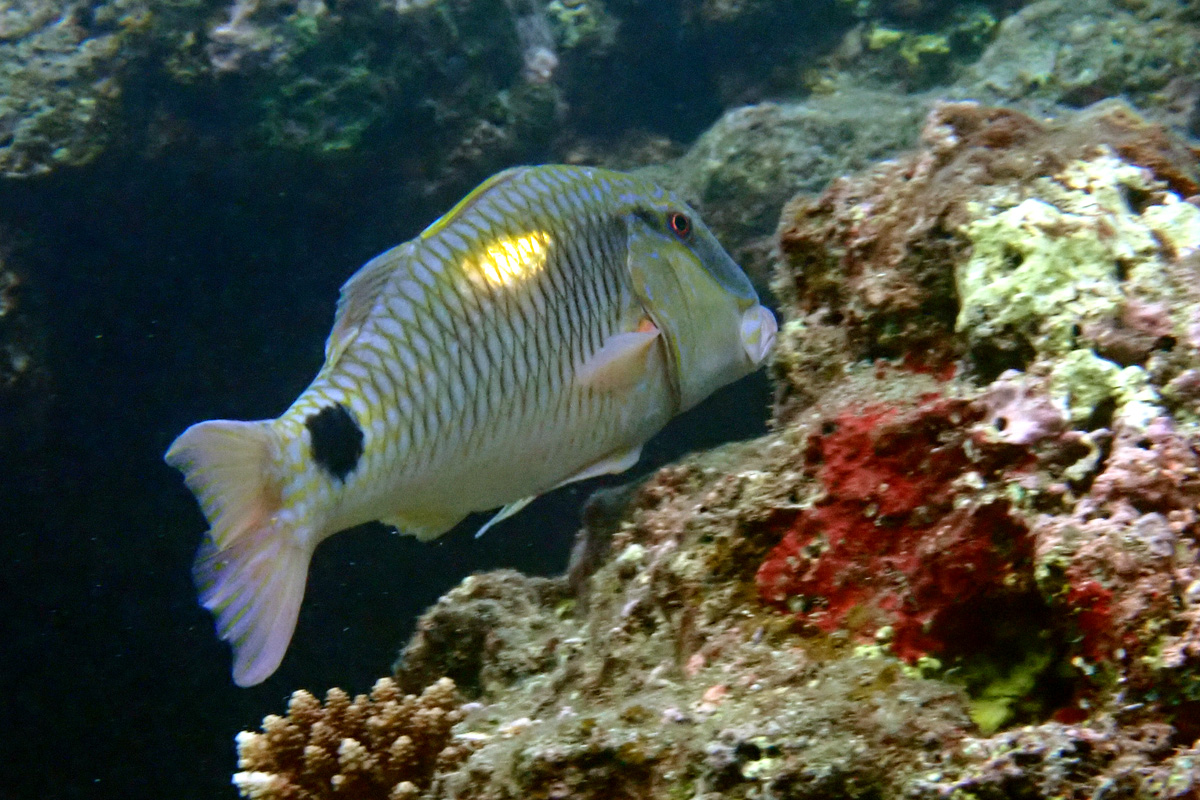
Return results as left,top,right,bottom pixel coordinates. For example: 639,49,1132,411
0,0,836,188
586,0,1200,290
0,240,47,458
4,0,1194,205
229,100,1200,799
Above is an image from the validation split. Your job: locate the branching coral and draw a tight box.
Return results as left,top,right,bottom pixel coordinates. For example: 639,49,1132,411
232,677,468,799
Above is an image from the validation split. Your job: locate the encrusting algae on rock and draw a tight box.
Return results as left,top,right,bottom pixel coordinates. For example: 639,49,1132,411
231,102,1200,799
956,147,1200,367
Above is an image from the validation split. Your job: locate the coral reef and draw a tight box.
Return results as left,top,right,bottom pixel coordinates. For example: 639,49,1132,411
390,440,977,800
1,0,1196,198
0,0,562,181
1029,410,1200,675
760,98,1200,770
0,0,870,184
772,99,1200,416
956,150,1200,373
755,391,1043,665
0,0,832,184
13,0,1200,795
232,677,468,799
334,371,1200,799
815,0,1200,136
0,0,129,176
644,88,931,287
818,5,1001,92
913,719,1200,798
196,0,562,182
959,0,1200,123
620,0,1200,292
395,572,576,699
230,96,1200,800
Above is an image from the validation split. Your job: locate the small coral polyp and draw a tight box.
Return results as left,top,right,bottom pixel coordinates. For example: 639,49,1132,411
757,394,1037,662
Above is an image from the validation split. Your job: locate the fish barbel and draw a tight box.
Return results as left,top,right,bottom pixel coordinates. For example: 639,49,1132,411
165,165,776,685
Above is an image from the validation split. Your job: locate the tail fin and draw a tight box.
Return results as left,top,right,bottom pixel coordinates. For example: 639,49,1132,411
165,420,313,687
192,527,310,687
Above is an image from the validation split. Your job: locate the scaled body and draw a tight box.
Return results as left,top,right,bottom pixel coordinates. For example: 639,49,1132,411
166,165,775,685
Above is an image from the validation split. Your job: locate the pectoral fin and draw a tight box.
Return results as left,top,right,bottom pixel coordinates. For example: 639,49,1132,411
576,322,660,392
474,497,535,539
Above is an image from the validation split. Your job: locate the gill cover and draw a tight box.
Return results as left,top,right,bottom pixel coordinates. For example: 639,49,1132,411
624,209,766,412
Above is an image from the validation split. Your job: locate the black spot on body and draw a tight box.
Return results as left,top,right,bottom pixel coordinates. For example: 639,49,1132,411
306,403,364,482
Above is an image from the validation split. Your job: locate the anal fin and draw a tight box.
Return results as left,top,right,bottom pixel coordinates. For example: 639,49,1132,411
381,509,465,542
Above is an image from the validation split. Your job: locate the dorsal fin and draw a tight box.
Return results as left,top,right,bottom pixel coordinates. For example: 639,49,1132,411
325,242,412,364
326,166,530,364
418,166,530,240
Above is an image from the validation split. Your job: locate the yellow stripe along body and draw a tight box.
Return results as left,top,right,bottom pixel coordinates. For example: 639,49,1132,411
271,165,673,544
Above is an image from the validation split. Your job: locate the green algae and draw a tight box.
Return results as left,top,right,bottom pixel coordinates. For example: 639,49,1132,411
964,647,1056,735
853,7,997,87
957,196,1124,359
866,26,905,50
956,150,1200,378
547,0,609,48
1048,350,1161,428
859,615,1074,737
888,635,1073,736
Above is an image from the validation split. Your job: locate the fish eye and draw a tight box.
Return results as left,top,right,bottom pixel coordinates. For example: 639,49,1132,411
667,212,692,239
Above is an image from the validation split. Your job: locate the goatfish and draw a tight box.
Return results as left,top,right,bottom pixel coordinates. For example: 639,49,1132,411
165,164,776,686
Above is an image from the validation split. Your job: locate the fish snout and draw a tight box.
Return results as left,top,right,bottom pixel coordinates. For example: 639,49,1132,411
740,305,777,365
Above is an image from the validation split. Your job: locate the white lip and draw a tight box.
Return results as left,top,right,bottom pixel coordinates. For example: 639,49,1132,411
740,305,777,365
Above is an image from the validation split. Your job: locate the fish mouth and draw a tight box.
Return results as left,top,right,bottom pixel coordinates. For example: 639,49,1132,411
740,305,777,365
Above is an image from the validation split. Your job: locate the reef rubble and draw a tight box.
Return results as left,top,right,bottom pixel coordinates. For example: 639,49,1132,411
0,244,47,460
233,99,1200,798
